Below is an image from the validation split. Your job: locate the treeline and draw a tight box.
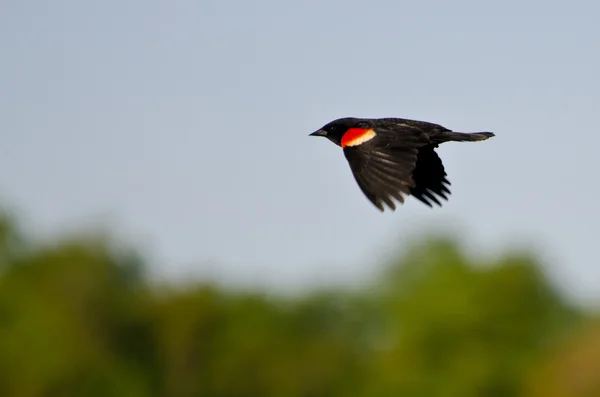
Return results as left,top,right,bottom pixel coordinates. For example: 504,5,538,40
0,210,598,397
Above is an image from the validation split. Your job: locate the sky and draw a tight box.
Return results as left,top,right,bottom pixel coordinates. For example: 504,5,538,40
2,1,599,304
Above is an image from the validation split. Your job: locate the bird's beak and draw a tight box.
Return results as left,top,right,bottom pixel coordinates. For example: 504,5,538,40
309,129,326,137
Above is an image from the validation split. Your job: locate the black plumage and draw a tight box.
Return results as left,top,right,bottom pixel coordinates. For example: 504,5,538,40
310,117,495,212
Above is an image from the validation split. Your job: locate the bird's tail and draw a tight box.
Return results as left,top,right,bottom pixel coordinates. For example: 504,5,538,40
441,131,495,142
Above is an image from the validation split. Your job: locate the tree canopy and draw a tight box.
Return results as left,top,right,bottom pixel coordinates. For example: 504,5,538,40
0,209,595,397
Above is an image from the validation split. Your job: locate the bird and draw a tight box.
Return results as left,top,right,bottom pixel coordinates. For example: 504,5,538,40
309,117,495,212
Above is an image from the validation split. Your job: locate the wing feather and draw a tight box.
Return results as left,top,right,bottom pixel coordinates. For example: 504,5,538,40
343,131,419,211
409,145,452,207
342,126,452,211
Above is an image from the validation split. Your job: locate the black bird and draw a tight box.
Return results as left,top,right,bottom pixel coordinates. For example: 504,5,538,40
310,117,495,212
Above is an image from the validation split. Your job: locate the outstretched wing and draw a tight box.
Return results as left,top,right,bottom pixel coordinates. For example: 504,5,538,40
342,128,426,212
409,145,451,207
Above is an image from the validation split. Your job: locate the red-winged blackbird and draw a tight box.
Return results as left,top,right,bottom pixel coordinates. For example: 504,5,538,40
310,117,495,212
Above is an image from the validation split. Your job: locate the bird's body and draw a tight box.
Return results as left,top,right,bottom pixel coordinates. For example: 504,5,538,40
310,117,495,212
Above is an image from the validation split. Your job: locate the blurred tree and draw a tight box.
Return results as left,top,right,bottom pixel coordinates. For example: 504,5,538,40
152,288,370,397
524,319,600,397
0,207,589,397
366,237,578,397
0,210,26,269
0,232,152,397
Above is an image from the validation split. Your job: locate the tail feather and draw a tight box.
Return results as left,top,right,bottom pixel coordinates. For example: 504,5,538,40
442,131,495,142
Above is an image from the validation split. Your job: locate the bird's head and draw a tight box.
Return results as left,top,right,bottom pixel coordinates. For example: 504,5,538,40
310,117,371,147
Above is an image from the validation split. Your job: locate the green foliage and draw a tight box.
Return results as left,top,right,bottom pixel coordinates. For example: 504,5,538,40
0,211,591,397
366,238,577,397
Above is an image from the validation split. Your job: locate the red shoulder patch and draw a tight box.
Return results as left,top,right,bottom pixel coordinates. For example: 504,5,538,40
341,128,376,148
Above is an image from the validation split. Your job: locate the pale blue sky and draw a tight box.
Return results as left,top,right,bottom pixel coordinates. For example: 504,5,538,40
2,1,599,303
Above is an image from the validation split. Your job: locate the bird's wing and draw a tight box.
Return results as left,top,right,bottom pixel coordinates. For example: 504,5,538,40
343,128,426,212
409,144,451,207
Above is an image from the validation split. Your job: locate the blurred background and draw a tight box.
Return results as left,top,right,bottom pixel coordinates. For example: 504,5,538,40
2,1,600,396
